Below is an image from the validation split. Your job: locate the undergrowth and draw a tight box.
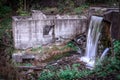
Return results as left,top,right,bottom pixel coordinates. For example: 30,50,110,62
0,6,12,18
38,40,120,80
74,4,89,14
0,17,14,55
88,40,120,79
38,64,91,80
0,17,18,79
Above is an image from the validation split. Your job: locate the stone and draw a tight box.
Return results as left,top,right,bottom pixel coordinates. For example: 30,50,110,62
12,52,35,63
12,52,23,62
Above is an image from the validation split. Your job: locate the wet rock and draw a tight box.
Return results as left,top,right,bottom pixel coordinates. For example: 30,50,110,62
26,69,34,74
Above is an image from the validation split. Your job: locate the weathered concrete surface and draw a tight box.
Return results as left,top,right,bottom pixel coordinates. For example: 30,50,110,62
89,7,119,17
104,11,120,40
12,10,87,49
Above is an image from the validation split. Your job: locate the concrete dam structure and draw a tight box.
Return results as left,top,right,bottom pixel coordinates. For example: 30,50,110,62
12,10,87,49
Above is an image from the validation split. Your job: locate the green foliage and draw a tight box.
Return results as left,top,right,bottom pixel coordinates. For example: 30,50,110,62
58,0,74,14
88,0,117,4
0,17,13,56
17,8,29,16
24,63,32,66
53,53,70,61
107,0,118,6
60,42,76,51
0,6,12,18
91,40,120,78
0,18,13,48
113,40,120,54
45,65,57,72
31,46,42,52
58,65,91,80
57,65,78,80
116,74,120,80
17,0,30,16
74,4,89,14
94,58,119,77
18,0,23,10
72,63,80,68
0,18,12,42
38,70,55,80
42,7,59,14
0,18,12,29
67,42,79,51
38,64,92,80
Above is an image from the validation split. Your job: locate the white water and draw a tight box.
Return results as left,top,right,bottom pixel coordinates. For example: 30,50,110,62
80,16,103,69
100,48,109,60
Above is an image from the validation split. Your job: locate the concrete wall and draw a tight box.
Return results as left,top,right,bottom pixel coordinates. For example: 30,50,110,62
55,19,86,39
12,11,87,49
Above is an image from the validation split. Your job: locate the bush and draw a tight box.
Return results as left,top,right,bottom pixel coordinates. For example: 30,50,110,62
57,0,75,14
38,70,55,80
57,66,78,80
113,40,120,54
17,8,30,16
74,4,89,14
0,6,12,18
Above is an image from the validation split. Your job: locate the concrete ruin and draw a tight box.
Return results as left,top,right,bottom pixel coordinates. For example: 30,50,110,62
104,10,120,40
12,10,87,49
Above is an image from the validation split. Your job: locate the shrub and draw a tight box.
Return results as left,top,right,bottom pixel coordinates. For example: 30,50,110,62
0,6,12,18
57,65,78,80
38,70,55,80
74,4,89,14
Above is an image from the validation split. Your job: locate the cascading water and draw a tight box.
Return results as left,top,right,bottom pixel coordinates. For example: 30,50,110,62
80,16,103,69
100,48,109,61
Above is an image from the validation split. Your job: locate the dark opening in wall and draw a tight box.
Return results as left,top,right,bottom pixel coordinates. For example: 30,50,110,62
43,25,53,35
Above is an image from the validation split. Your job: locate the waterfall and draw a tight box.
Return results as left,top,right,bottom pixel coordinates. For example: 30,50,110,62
80,16,103,69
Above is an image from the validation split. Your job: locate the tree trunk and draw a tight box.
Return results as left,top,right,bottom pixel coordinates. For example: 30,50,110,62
24,0,26,11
